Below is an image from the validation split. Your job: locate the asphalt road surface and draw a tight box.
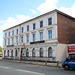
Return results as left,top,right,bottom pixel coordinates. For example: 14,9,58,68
0,61,75,75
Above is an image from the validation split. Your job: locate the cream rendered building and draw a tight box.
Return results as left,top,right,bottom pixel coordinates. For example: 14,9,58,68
3,9,75,62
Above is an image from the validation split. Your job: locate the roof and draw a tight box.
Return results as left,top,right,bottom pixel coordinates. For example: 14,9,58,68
3,9,75,32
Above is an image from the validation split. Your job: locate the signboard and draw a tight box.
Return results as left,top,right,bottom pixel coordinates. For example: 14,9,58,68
68,46,75,53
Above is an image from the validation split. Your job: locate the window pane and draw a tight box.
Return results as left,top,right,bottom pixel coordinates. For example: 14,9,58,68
8,38,10,45
48,30,52,39
12,38,14,45
48,47,52,57
33,23,36,30
16,37,18,43
27,35,29,42
40,32,43,40
40,48,43,57
40,21,43,28
33,34,36,42
27,26,29,31
26,49,29,57
12,30,14,36
48,18,52,25
5,33,7,37
9,32,10,36
17,29,18,34
21,36,23,43
22,27,23,33
32,48,35,57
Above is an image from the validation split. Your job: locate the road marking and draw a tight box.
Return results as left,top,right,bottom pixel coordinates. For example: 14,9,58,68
0,66,45,75
0,66,11,69
16,69,45,75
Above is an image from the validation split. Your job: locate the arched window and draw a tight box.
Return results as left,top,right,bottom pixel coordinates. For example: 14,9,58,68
15,50,17,56
4,50,6,57
11,50,13,57
8,50,9,57
32,48,35,57
40,48,43,57
26,49,29,57
48,47,52,58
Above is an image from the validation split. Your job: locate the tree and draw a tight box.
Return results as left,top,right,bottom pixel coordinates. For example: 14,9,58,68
0,46,2,52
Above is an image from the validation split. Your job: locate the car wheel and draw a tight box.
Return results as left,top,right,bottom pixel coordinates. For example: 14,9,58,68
64,65,69,70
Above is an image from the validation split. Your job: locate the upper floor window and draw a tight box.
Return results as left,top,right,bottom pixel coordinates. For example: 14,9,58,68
40,32,43,40
40,21,43,28
5,33,7,37
16,37,18,43
33,23,36,30
33,34,36,42
5,40,6,46
9,32,10,37
27,35,29,42
27,25,29,31
12,38,14,45
48,30,52,39
48,18,52,25
22,27,24,33
12,30,14,36
8,38,10,45
16,29,18,34
21,36,23,43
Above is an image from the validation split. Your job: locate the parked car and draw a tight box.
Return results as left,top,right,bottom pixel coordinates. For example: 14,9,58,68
62,55,75,70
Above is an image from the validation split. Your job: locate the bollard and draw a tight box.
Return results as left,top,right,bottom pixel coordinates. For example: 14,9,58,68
45,60,47,66
57,61,59,67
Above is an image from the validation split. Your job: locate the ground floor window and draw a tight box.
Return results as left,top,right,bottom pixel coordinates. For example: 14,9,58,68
48,47,52,57
40,48,43,57
8,50,9,57
15,50,17,56
4,50,6,57
11,50,13,57
32,48,35,57
26,49,29,57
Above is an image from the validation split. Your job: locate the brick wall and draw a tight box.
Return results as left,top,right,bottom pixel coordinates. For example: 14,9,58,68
57,13,75,44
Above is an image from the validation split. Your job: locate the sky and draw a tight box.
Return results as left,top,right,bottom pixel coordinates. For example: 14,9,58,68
0,0,75,47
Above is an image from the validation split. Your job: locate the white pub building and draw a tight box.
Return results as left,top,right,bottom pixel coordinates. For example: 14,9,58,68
2,9,75,62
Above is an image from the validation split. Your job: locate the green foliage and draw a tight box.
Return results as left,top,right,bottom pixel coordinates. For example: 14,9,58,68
0,46,2,52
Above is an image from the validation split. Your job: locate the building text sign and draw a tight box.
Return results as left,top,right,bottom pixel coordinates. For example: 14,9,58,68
68,46,75,53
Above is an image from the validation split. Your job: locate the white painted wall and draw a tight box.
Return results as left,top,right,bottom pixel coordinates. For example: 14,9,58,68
56,43,67,62
3,12,57,47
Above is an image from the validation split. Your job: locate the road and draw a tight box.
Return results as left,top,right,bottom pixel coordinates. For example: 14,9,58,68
0,61,75,75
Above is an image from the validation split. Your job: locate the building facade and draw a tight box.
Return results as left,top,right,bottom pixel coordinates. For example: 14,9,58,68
2,9,75,62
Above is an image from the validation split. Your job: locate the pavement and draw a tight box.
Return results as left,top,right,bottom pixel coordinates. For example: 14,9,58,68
0,59,62,67
0,61,75,75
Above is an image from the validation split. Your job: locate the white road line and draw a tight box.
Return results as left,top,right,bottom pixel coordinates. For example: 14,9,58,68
0,66,45,75
16,69,45,75
0,66,11,69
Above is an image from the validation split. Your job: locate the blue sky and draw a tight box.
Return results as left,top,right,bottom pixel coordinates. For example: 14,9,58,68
0,0,75,47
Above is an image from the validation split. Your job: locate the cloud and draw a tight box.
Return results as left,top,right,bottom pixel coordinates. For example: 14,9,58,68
58,3,75,17
0,15,31,47
30,9,37,14
37,0,58,14
37,0,75,17
0,15,31,30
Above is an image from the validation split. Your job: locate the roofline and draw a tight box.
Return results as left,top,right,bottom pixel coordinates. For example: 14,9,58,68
3,9,75,32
